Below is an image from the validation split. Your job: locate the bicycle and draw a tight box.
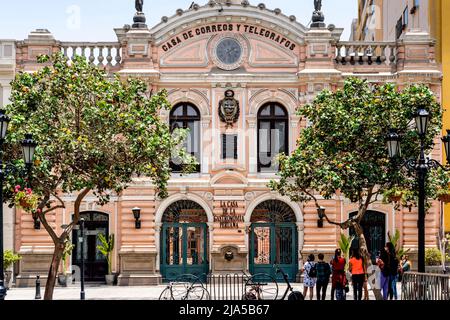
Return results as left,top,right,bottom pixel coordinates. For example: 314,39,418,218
159,274,210,301
243,265,304,301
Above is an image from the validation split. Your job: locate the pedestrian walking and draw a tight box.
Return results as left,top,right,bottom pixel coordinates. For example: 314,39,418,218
330,248,346,300
302,254,316,300
378,242,397,300
349,248,365,301
315,253,331,300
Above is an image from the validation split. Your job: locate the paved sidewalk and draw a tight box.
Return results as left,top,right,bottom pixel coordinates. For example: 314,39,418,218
4,283,403,300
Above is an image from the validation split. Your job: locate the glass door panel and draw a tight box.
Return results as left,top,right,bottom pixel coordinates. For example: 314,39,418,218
165,226,183,266
253,226,271,265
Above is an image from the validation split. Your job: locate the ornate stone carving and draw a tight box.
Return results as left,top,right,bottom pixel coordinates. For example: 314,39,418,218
204,192,214,201
219,90,240,128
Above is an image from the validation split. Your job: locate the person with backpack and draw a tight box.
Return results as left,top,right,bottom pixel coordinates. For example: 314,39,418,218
349,248,365,300
315,253,331,300
302,254,316,300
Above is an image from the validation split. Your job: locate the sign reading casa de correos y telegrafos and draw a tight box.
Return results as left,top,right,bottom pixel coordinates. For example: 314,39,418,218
215,201,245,229
161,23,297,52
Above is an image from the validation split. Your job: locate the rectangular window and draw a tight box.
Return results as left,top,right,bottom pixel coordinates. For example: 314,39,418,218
222,134,238,160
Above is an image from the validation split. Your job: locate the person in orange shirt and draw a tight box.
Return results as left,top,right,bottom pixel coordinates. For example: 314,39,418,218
349,248,366,301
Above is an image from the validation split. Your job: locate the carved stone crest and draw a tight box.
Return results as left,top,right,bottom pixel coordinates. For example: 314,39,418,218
219,90,240,128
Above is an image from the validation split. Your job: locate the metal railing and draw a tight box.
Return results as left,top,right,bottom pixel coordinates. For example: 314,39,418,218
204,273,249,300
401,272,450,300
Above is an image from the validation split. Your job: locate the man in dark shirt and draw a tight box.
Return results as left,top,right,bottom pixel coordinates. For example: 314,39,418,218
316,253,332,300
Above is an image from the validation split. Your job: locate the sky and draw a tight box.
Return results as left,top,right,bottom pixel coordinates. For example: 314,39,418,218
0,0,357,41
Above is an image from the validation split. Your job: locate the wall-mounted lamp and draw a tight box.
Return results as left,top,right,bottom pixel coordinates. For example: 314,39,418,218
32,211,40,230
132,207,141,229
317,207,325,228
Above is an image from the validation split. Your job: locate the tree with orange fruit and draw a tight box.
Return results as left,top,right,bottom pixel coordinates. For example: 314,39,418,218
2,53,195,300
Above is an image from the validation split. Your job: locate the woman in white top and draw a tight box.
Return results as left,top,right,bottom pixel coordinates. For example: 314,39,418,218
302,254,317,300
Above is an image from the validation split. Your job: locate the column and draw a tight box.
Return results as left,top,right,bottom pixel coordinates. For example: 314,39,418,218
247,116,257,174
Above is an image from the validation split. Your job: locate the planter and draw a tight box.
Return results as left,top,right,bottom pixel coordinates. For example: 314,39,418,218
58,274,67,287
105,274,115,286
425,266,449,274
4,271,13,289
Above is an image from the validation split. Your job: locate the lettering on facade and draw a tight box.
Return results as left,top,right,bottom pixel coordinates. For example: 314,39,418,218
161,23,297,52
215,201,245,229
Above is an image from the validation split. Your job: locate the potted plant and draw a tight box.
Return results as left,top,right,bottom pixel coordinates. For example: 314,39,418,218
425,248,443,273
436,188,450,203
97,233,115,285
58,240,75,287
3,250,21,289
388,229,410,260
338,233,355,276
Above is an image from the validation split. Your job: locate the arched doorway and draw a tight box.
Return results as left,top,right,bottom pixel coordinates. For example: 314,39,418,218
350,211,386,263
249,200,298,281
72,212,109,282
160,200,209,281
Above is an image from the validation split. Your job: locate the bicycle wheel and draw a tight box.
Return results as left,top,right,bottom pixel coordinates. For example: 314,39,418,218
175,274,204,288
244,273,279,300
185,286,210,301
159,287,173,301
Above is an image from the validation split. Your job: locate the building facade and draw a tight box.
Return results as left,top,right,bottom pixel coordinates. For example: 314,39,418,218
354,0,450,233
1,0,444,286
0,40,16,255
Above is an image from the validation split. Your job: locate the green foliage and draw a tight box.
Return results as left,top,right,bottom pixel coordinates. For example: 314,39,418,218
3,52,195,209
97,233,115,275
13,185,39,213
61,240,75,274
2,52,196,298
338,233,354,271
388,229,410,260
425,248,442,266
3,250,21,270
270,78,443,208
269,76,446,249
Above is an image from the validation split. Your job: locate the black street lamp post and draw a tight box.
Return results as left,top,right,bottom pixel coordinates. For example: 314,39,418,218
386,108,450,273
79,217,85,300
0,109,37,301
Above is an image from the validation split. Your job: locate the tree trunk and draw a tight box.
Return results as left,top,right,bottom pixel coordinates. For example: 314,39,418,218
44,240,65,300
353,223,383,301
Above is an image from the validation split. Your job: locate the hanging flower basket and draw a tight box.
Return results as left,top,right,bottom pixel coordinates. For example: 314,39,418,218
13,185,39,213
438,194,450,203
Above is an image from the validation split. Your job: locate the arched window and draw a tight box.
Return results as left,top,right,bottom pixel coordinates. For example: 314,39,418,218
170,103,201,172
257,102,289,172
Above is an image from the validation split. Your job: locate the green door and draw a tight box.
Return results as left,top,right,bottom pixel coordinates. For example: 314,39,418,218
249,223,298,281
249,200,298,282
161,223,209,282
160,200,209,281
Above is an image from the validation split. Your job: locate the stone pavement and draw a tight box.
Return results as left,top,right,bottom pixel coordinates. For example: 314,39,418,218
4,283,403,300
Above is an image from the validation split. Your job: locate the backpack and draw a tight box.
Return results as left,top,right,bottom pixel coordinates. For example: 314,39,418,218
307,262,317,278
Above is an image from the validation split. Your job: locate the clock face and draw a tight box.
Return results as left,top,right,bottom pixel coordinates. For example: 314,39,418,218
215,38,243,65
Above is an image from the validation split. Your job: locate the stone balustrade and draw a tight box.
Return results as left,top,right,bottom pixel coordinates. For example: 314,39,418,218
60,42,122,68
335,41,397,66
